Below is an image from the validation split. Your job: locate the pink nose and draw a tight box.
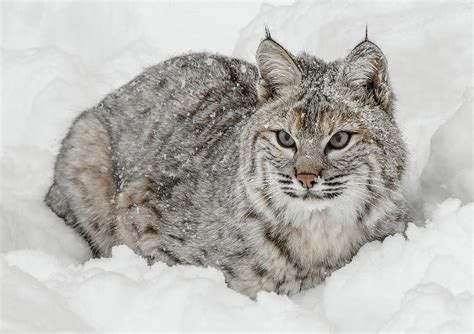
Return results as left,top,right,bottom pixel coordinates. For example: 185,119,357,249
297,173,317,189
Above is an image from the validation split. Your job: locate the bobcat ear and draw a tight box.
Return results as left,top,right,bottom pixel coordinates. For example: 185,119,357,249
256,34,301,103
342,40,393,111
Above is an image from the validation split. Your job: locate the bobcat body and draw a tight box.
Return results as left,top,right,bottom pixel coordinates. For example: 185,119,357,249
46,33,409,297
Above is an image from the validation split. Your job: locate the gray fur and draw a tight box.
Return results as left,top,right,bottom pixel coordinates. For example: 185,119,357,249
45,34,410,298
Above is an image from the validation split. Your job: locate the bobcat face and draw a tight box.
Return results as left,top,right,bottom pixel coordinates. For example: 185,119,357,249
241,33,407,225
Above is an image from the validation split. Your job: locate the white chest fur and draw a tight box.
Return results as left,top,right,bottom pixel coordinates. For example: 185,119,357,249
282,198,369,267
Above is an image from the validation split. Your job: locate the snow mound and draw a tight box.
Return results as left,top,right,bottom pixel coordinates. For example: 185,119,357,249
420,89,474,212
3,199,471,331
321,199,472,332
1,1,473,332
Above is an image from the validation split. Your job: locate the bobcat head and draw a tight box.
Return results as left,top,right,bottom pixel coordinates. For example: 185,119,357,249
240,31,407,226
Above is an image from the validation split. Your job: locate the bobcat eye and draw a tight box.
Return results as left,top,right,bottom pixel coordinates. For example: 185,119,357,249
328,131,351,150
276,130,296,148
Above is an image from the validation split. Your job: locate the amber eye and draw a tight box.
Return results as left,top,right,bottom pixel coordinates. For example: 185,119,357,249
328,131,351,150
276,130,296,148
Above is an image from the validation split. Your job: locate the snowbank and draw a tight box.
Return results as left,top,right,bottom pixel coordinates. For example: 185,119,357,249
1,1,472,332
420,89,474,213
3,199,472,331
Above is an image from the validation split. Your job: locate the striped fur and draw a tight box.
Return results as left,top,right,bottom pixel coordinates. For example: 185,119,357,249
45,34,410,297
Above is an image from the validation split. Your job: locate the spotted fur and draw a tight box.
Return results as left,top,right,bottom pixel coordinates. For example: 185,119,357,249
45,33,410,297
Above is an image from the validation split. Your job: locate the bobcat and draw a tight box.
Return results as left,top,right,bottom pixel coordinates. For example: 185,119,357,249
45,31,409,297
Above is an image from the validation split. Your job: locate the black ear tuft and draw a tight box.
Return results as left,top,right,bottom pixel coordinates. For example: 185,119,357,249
265,25,272,40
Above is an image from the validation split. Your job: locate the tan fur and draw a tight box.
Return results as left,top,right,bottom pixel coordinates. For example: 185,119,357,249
60,114,116,255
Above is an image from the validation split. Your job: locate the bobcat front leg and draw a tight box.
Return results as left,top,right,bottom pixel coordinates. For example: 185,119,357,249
115,179,180,265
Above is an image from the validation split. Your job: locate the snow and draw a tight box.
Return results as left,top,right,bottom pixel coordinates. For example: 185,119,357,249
2,201,472,332
420,89,474,214
1,1,472,332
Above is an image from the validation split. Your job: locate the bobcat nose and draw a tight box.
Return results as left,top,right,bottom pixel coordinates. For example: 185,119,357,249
297,173,317,189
